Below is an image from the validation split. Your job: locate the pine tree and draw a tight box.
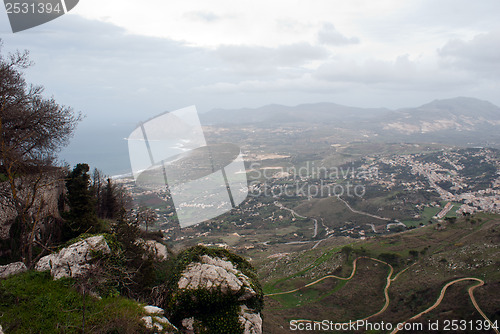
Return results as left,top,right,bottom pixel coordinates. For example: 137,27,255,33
101,178,118,219
63,163,98,238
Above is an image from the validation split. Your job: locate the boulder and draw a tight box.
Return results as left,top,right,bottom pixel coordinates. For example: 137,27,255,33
35,235,110,280
166,246,263,334
181,317,196,333
239,305,263,334
142,305,177,333
0,262,27,279
178,255,257,301
144,240,168,260
144,305,165,315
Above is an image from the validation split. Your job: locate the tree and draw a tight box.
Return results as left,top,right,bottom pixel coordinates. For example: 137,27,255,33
101,178,119,219
341,245,353,262
136,206,158,232
64,163,98,237
0,41,80,266
409,250,419,259
90,169,131,219
0,42,80,168
90,168,104,217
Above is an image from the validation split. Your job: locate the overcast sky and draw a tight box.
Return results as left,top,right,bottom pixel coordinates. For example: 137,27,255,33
1,0,500,173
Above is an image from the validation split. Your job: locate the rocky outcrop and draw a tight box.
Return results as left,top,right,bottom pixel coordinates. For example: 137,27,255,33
0,171,65,240
163,246,263,334
178,254,257,301
239,305,263,334
35,235,110,280
144,240,168,261
142,305,178,333
0,262,27,279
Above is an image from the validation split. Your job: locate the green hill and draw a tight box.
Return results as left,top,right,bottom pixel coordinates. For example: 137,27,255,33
257,213,500,333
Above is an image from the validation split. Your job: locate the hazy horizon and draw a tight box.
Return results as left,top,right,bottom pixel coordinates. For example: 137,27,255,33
3,0,499,174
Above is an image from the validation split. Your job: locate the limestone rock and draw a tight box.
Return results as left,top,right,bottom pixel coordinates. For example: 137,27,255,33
144,240,168,260
142,316,153,329
0,262,27,279
168,247,263,333
144,305,164,315
35,235,110,280
142,305,177,333
181,317,195,333
239,305,262,334
178,255,256,300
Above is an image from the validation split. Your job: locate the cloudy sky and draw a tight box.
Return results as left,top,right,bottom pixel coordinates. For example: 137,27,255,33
1,0,500,173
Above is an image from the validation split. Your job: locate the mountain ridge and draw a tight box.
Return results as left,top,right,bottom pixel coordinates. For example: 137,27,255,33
200,97,500,147
201,97,500,125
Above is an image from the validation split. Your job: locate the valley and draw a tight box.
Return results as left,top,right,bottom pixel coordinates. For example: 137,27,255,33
113,98,500,333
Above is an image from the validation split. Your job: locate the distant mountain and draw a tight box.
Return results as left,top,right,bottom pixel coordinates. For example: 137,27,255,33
200,97,500,147
382,97,500,134
200,102,389,125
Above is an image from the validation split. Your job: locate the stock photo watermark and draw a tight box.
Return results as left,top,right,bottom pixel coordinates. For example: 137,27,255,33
289,319,498,332
247,162,378,199
3,0,79,33
127,106,378,227
127,106,248,228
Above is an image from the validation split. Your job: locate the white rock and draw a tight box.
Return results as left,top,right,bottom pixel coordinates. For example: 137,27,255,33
143,305,164,315
144,240,168,260
178,255,256,299
141,316,153,329
153,322,164,331
0,324,4,334
239,305,262,334
35,235,110,280
182,317,195,332
0,262,27,278
35,254,56,272
154,316,170,324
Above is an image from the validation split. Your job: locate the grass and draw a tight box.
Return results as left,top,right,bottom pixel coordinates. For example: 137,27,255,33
403,202,461,227
261,214,500,332
262,245,343,294
0,271,149,334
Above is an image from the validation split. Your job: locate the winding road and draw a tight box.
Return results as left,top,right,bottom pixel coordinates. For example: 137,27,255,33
336,195,391,221
274,201,319,238
266,257,498,333
390,277,499,334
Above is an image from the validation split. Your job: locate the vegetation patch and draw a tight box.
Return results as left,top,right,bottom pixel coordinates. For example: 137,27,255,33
0,271,148,334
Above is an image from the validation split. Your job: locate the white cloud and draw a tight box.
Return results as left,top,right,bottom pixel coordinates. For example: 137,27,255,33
317,23,359,46
439,31,500,77
214,43,330,76
183,11,222,23
2,0,500,114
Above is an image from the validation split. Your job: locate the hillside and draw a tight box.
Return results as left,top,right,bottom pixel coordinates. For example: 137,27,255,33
256,213,500,333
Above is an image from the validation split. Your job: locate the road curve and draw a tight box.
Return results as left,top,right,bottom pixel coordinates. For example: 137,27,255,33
390,277,499,334
337,195,391,221
265,255,360,297
266,257,497,334
267,256,410,327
